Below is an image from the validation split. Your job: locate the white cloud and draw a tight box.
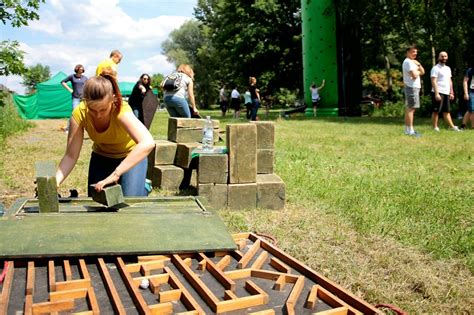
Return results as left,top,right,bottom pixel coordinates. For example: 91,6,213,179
134,54,176,75
0,75,24,94
27,11,63,35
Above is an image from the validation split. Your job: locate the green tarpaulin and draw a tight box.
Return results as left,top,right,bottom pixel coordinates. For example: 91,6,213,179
13,72,158,120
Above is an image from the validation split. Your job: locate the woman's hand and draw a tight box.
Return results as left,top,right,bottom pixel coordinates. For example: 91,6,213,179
94,171,120,192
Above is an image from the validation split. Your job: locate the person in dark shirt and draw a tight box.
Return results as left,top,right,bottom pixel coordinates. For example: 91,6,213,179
61,64,88,131
249,77,261,121
128,73,152,124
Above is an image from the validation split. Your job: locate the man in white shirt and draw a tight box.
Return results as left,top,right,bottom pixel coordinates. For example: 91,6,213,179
402,45,425,136
430,51,460,131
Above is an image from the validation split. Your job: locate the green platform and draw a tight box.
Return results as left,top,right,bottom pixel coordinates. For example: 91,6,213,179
0,196,236,258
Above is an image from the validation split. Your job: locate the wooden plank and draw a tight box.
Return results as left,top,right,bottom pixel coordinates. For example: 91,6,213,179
198,253,235,291
215,255,231,271
49,288,88,301
270,257,291,273
224,268,252,280
26,261,35,295
245,280,269,303
63,260,72,281
215,294,267,313
165,267,205,315
0,261,14,315
97,258,126,314
306,285,318,309
315,307,349,315
78,260,100,315
31,300,75,314
79,259,90,279
159,289,182,303
116,257,151,315
24,294,33,315
149,302,173,314
248,310,275,315
55,279,90,291
48,260,56,292
316,286,363,315
172,254,220,312
238,239,261,268
251,251,268,269
285,276,305,315
137,255,171,263
224,290,238,300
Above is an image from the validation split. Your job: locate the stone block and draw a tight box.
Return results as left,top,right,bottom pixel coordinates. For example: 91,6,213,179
152,165,184,191
257,149,274,174
226,124,257,184
198,154,228,184
251,121,275,149
147,140,178,179
198,183,228,209
257,174,285,210
35,161,59,213
91,184,124,208
168,118,220,143
168,117,220,129
227,183,257,210
175,142,201,168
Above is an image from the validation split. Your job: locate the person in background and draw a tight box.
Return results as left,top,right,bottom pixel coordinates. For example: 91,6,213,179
219,84,228,117
461,62,474,129
96,50,122,78
243,89,252,119
402,45,425,136
249,77,261,121
128,73,152,124
162,64,198,118
61,64,88,131
310,79,325,117
55,72,154,197
430,51,460,132
230,85,241,119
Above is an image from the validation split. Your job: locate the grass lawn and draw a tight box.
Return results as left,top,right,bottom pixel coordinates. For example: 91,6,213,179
0,109,472,313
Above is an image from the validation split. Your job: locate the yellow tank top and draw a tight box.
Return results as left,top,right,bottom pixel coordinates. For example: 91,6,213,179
72,101,136,158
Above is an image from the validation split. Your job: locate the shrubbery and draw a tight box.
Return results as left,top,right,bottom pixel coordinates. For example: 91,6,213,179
0,94,32,146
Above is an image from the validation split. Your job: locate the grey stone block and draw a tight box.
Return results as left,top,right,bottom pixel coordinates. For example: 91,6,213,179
257,174,285,210
226,124,257,184
198,154,228,184
257,149,274,174
227,183,257,210
168,118,220,143
91,184,124,208
198,183,228,209
35,161,59,213
152,165,184,191
251,121,275,149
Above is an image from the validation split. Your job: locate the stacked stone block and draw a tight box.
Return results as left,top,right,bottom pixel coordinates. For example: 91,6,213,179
148,140,183,191
252,121,275,174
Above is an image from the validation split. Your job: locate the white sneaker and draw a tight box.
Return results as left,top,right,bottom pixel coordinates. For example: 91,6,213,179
434,127,440,132
451,126,462,132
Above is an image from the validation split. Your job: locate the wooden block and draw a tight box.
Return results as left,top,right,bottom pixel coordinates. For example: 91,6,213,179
198,183,228,209
226,124,257,183
198,154,228,184
91,184,124,207
256,174,285,210
227,183,257,210
152,165,184,191
257,149,274,174
147,140,177,179
168,117,220,143
251,121,275,149
168,117,219,129
35,161,59,213
175,142,201,168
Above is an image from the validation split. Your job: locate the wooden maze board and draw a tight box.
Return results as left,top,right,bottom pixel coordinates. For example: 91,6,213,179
0,233,379,314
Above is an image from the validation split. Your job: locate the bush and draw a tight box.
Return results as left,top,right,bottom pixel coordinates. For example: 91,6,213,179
371,101,405,117
0,94,32,146
362,68,405,101
273,88,300,108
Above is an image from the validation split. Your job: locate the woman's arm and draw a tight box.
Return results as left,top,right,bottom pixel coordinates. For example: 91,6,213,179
187,80,198,114
55,119,84,185
94,112,155,191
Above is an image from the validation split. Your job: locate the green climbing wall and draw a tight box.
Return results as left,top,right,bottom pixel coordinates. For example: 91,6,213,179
302,0,339,116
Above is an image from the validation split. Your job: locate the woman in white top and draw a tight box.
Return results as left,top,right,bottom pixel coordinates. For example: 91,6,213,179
310,80,325,117
162,64,199,118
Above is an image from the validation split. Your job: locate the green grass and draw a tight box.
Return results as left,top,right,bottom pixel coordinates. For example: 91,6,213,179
1,109,472,313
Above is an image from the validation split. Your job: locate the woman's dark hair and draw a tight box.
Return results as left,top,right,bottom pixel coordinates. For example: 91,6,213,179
74,64,84,73
140,73,151,86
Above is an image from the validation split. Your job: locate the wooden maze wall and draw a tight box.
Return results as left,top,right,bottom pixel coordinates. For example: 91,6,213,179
0,233,379,314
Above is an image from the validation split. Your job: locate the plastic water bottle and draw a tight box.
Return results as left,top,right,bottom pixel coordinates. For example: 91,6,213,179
202,116,214,151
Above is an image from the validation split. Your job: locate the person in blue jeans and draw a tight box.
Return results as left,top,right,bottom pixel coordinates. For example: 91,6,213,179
461,64,474,129
55,71,155,197
61,64,88,131
249,76,261,121
162,64,199,118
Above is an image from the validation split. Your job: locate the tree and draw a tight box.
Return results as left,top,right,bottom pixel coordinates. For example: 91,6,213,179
0,40,25,76
0,0,45,27
21,64,50,94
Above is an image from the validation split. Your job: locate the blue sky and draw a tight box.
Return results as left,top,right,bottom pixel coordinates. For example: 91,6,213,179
1,0,197,94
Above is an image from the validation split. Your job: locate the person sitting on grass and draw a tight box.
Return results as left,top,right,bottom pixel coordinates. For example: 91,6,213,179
55,72,155,197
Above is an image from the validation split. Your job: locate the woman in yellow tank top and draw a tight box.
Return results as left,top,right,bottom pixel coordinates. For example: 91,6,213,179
55,73,155,196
